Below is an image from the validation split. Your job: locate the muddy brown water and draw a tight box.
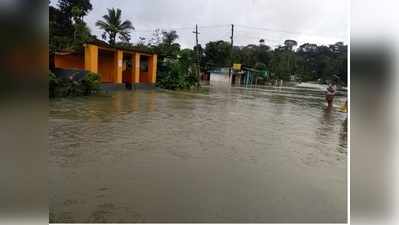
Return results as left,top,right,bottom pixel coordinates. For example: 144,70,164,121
49,85,347,223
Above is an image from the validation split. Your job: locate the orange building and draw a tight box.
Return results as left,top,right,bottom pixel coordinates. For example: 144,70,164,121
54,40,157,85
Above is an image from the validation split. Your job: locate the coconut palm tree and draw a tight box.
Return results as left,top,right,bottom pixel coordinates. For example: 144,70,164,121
95,8,134,46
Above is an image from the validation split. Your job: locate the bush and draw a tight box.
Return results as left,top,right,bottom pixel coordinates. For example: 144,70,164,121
49,71,57,98
49,71,101,98
81,72,101,94
156,59,199,90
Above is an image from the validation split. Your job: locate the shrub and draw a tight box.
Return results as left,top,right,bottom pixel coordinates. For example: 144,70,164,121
156,59,199,90
49,71,57,98
49,70,101,98
81,72,101,95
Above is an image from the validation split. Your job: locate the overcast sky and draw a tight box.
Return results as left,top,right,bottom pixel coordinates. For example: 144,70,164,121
53,0,348,48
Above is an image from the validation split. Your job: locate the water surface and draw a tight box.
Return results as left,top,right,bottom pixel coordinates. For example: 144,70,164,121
49,85,347,223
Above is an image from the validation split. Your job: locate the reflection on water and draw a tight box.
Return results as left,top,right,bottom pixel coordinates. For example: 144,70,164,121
49,85,347,223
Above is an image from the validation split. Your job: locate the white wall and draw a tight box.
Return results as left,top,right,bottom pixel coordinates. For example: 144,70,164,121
210,73,230,85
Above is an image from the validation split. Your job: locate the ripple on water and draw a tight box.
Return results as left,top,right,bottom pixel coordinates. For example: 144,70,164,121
49,87,347,223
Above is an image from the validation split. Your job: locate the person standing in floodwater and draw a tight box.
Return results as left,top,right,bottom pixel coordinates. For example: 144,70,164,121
326,81,337,108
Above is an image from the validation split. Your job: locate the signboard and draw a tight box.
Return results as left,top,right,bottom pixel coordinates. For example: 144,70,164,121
233,63,241,70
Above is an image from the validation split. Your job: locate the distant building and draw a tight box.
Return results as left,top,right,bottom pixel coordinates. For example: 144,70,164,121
208,67,244,86
208,67,231,84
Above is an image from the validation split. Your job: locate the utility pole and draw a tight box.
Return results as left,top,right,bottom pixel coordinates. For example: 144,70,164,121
193,24,200,86
194,24,199,48
230,24,234,50
229,24,234,80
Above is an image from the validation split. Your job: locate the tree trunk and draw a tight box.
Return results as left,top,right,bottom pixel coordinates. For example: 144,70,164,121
110,33,116,46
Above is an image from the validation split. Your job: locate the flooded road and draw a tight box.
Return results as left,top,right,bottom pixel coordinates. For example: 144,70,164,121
49,85,347,223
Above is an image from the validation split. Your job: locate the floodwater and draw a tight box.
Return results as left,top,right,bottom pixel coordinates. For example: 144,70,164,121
49,85,347,223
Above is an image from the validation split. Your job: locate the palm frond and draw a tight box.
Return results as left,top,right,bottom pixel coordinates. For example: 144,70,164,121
120,20,134,31
96,7,134,45
116,9,122,22
95,20,109,30
103,14,111,23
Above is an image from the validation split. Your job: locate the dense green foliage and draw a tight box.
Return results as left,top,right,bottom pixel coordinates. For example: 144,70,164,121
150,30,181,61
49,0,94,53
185,38,346,85
202,40,347,85
295,42,347,84
153,32,198,90
202,41,231,67
156,58,198,90
49,71,100,98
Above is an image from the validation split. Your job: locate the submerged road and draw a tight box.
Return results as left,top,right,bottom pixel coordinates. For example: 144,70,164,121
49,85,347,223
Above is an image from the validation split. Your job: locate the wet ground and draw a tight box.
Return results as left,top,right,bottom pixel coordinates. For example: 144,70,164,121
49,85,347,223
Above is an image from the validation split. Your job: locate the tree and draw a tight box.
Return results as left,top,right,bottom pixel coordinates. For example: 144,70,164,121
179,49,195,69
153,30,181,61
229,42,272,70
58,0,92,23
269,46,291,80
72,21,92,47
284,39,298,50
203,40,231,68
50,0,93,52
179,48,198,85
198,38,346,84
161,30,179,46
50,4,74,52
138,37,146,45
295,42,347,84
58,0,92,14
119,31,131,43
156,48,198,90
96,8,134,46
257,44,271,65
267,40,298,80
150,31,199,90
149,29,162,46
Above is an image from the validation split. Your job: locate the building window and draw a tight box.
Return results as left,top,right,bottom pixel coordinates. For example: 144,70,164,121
140,60,148,72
